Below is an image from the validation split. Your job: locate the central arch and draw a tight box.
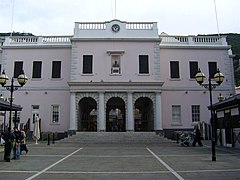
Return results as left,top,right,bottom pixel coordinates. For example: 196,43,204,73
106,97,126,132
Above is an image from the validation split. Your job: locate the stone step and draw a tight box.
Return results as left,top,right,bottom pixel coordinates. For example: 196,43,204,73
58,132,172,144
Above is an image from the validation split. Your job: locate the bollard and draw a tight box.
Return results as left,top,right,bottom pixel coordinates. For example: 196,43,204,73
47,133,50,145
52,133,55,144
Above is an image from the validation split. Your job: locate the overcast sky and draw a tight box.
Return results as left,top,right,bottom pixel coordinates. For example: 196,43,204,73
0,0,239,36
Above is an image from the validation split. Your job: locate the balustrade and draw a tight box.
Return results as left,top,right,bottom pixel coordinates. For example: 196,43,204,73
160,35,226,46
42,36,72,43
4,34,226,47
5,36,72,45
126,23,154,30
193,36,221,44
161,36,189,44
10,36,38,44
76,22,106,30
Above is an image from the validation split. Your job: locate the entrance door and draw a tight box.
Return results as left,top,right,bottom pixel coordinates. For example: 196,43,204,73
106,97,126,132
134,97,154,131
108,108,124,132
78,97,97,131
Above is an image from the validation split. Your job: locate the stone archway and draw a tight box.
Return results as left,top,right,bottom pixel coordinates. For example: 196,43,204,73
106,97,126,132
134,97,154,131
78,97,97,131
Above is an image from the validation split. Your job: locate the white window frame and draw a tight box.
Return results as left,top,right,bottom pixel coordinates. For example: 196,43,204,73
192,105,200,122
82,55,93,74
51,61,61,79
139,55,149,74
170,60,180,79
51,105,60,124
172,105,181,125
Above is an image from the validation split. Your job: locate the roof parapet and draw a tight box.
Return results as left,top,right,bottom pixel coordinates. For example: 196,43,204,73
160,35,228,47
73,20,159,39
3,36,72,46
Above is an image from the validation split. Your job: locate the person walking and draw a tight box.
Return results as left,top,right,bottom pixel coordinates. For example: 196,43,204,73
12,127,22,160
192,125,203,147
20,128,28,154
2,128,15,162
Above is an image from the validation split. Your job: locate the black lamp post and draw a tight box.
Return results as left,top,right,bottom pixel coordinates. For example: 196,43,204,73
0,70,28,162
195,68,224,161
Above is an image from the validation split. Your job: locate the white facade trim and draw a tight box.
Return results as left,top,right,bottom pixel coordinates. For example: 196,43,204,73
69,92,76,130
155,92,162,130
98,92,105,131
127,92,134,131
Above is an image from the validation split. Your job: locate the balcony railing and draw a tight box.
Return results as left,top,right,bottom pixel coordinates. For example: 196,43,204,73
75,22,106,30
160,35,227,46
42,36,72,43
4,36,72,45
9,36,38,43
3,34,228,47
126,22,154,30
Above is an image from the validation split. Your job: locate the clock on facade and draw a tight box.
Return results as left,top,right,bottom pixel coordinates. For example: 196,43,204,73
111,24,120,32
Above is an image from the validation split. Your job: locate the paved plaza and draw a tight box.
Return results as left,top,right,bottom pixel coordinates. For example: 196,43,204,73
0,140,240,180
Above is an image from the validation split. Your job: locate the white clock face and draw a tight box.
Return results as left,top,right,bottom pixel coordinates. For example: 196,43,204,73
111,24,120,32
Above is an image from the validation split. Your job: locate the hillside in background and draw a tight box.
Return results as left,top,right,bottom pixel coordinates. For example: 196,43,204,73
225,33,240,86
201,33,240,86
0,32,34,36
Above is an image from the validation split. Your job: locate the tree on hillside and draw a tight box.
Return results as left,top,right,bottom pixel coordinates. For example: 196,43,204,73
226,34,240,86
0,32,34,37
200,33,240,86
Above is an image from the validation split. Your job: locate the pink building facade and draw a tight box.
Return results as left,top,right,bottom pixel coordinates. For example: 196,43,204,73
0,20,236,138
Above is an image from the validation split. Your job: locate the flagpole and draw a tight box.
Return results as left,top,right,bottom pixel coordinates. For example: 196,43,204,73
213,0,220,36
115,0,117,19
10,0,15,37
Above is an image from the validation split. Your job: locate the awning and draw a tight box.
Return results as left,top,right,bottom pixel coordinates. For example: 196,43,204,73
0,99,22,111
210,94,240,110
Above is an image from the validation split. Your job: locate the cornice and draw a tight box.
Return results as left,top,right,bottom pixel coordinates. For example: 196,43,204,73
160,45,231,50
71,38,161,42
2,45,72,49
68,81,164,92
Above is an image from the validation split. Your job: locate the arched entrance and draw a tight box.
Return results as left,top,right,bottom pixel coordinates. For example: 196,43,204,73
134,97,154,131
78,97,97,131
106,97,126,132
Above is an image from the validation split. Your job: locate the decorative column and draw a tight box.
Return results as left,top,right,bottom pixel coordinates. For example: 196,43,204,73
127,92,134,131
98,92,105,131
155,92,162,131
69,92,76,134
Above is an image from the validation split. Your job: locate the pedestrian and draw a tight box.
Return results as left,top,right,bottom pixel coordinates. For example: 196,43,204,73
192,125,203,147
12,127,22,160
20,128,28,154
2,128,15,162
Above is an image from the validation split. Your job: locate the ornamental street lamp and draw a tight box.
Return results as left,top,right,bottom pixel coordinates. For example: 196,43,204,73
0,70,28,162
195,68,224,161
